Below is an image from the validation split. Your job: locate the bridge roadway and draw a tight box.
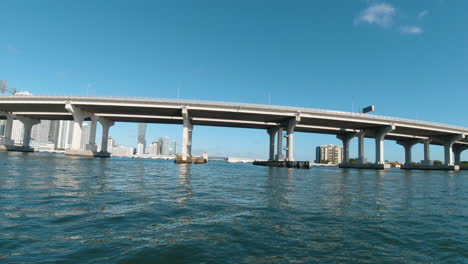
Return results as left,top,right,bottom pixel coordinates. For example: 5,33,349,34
0,96,467,168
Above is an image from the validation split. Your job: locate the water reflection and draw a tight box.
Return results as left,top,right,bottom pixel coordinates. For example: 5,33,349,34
133,161,146,192
177,164,192,205
96,158,108,192
2,152,468,264
265,167,294,208
373,170,386,217
334,170,351,216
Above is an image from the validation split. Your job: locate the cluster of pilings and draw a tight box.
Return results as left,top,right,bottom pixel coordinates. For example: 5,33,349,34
174,155,206,164
253,160,311,169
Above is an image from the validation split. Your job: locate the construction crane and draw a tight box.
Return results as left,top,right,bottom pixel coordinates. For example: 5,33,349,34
0,80,17,95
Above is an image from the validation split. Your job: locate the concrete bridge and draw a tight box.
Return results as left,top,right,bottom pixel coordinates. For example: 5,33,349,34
0,96,467,169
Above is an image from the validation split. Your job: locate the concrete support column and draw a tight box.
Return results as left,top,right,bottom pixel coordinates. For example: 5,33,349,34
181,106,193,161
1,112,15,145
337,132,357,164
276,127,283,161
5,114,14,141
267,127,278,161
422,139,432,165
87,115,98,151
452,145,468,166
65,103,91,151
286,114,300,161
396,139,422,166
357,131,366,164
439,134,465,166
17,117,40,148
99,118,114,154
374,125,395,165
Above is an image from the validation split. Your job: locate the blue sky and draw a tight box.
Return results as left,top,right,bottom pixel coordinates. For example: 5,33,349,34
1,0,467,161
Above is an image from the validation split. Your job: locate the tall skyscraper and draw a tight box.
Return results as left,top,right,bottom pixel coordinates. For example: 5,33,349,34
108,137,115,149
0,120,5,137
57,120,74,150
137,123,146,155
315,144,343,164
169,140,177,155
11,120,24,144
147,139,160,155
31,120,51,143
80,123,90,150
158,136,170,155
48,120,61,148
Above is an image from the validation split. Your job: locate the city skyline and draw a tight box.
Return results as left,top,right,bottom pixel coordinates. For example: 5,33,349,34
0,118,180,157
1,0,467,161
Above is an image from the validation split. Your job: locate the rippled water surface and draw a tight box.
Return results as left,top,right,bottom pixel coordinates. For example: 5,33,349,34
1,152,467,263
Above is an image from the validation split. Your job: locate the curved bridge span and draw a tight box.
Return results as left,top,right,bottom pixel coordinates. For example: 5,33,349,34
0,96,467,167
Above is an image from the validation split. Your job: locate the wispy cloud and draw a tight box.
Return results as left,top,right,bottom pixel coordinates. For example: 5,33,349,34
355,4,427,35
6,44,20,54
354,3,396,27
400,26,423,35
418,10,429,19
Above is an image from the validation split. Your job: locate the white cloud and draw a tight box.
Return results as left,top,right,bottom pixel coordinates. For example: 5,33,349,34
6,44,20,54
418,10,429,19
400,26,423,35
355,3,396,27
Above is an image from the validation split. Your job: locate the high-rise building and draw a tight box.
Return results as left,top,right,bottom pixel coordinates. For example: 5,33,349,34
31,120,51,143
0,120,5,137
48,120,61,148
161,136,169,155
147,139,160,155
107,137,115,149
136,123,146,155
11,120,24,144
315,144,343,164
107,137,134,156
57,120,74,150
80,123,90,149
169,140,177,155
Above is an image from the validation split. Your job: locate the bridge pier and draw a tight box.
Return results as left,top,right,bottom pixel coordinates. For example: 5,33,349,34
401,137,466,171
441,134,465,166
374,125,394,165
85,115,98,152
64,103,112,158
97,118,114,157
0,111,15,151
337,132,356,164
339,125,394,170
65,103,92,152
453,144,468,166
2,115,40,152
286,114,300,161
267,127,278,161
181,106,193,161
421,139,432,165
356,131,366,164
20,117,40,149
276,127,284,161
397,139,422,166
422,134,466,167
